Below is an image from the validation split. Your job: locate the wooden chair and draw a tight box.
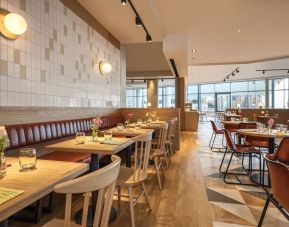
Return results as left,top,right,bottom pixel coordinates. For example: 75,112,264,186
151,123,169,190
258,154,289,226
43,155,121,227
165,119,176,157
115,132,153,227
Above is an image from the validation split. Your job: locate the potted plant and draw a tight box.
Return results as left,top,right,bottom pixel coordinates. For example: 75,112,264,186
91,117,103,141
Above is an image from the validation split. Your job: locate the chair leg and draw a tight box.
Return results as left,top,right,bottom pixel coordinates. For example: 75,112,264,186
154,157,163,190
128,186,136,227
258,196,270,227
209,132,214,148
142,183,152,211
223,152,234,183
117,186,121,209
219,147,228,173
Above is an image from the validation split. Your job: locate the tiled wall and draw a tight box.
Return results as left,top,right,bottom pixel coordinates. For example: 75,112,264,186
0,0,122,108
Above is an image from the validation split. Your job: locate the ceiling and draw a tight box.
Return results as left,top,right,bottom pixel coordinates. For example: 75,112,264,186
77,0,289,77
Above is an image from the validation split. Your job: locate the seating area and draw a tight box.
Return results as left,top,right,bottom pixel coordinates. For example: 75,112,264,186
1,0,289,226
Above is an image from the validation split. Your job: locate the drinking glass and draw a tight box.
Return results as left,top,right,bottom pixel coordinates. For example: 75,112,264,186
117,123,124,131
76,132,85,144
276,124,282,132
281,125,288,134
19,148,37,171
104,130,112,141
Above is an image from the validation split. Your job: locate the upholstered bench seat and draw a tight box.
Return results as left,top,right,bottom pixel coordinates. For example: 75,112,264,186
39,151,91,163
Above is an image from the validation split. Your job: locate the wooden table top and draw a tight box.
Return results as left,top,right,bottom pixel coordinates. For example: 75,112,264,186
224,113,241,117
223,121,256,125
101,128,154,137
237,129,289,138
129,122,167,130
0,157,89,221
45,136,134,155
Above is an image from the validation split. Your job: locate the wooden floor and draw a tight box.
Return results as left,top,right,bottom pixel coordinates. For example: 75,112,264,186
9,122,289,227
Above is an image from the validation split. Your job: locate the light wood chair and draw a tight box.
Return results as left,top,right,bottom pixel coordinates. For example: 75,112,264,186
151,123,169,190
165,119,176,157
115,132,153,227
43,155,121,227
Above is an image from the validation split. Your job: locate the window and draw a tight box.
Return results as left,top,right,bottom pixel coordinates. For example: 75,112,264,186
158,86,175,108
126,88,147,108
186,85,199,109
269,78,289,109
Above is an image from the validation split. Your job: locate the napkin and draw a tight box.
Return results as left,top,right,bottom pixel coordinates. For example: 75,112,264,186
0,187,24,205
100,140,122,145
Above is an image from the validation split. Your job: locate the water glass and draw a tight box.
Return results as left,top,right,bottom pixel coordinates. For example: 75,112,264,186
19,148,37,171
276,124,282,132
104,130,112,141
76,132,85,144
117,123,124,131
281,125,288,134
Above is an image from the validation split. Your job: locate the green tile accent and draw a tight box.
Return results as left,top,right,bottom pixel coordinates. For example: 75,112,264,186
0,60,8,76
20,65,26,79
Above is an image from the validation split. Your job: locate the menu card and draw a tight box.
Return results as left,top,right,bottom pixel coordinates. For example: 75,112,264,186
0,187,24,205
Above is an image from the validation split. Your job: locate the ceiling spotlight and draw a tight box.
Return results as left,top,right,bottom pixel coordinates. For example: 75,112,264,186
232,72,235,76
192,49,197,53
262,70,265,74
144,79,147,82
237,29,241,33
223,79,226,82
121,0,126,5
146,34,152,42
131,79,134,82
135,16,142,26
287,70,289,73
236,69,239,73
161,78,164,82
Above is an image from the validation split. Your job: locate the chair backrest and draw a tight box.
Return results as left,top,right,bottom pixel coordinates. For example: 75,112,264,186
224,123,238,132
216,112,224,122
264,154,289,212
53,155,121,227
238,122,257,130
131,131,153,182
156,123,169,152
210,121,219,133
167,119,175,139
272,137,289,163
224,129,238,152
170,118,177,138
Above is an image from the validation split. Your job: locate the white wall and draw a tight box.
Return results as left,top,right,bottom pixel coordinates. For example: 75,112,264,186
0,0,123,108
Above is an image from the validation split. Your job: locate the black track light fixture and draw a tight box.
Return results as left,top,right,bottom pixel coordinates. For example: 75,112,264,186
262,70,265,74
287,70,289,74
121,0,126,5
135,16,142,26
146,34,152,42
232,72,235,76
236,69,239,73
131,79,134,83
161,78,164,82
144,79,147,82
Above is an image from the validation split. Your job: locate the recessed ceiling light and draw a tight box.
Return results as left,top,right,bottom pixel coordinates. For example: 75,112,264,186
227,56,232,59
192,49,197,53
237,29,241,32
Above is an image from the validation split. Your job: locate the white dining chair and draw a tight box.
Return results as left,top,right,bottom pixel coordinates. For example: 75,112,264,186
115,131,153,227
43,155,121,227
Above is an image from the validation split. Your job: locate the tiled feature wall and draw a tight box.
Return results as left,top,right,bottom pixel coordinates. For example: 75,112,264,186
0,0,122,108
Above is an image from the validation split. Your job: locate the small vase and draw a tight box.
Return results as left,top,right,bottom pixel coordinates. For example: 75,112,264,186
268,126,272,134
92,129,98,141
0,152,6,178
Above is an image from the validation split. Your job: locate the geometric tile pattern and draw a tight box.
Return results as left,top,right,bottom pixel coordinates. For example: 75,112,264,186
199,122,289,227
0,0,122,107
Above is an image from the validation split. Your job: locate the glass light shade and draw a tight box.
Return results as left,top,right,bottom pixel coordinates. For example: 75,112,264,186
100,62,112,74
3,13,27,35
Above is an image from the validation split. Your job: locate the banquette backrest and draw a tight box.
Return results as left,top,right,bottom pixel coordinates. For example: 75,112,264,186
5,115,125,150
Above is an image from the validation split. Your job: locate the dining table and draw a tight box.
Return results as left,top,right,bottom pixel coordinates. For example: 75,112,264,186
44,136,134,226
223,120,256,126
237,128,289,186
129,121,167,130
0,157,89,226
102,128,154,138
224,113,242,121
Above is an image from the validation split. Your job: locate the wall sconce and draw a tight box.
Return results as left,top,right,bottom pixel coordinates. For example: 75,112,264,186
0,9,27,40
99,61,112,75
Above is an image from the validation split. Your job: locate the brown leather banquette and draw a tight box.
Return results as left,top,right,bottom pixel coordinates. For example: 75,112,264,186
5,115,125,163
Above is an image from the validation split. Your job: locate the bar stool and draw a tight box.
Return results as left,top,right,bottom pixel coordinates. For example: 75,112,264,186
43,155,121,227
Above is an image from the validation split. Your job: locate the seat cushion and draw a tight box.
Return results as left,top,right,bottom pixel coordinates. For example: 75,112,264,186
40,151,91,163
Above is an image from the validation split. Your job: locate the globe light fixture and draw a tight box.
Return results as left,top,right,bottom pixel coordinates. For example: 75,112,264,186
99,61,112,75
0,9,27,40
